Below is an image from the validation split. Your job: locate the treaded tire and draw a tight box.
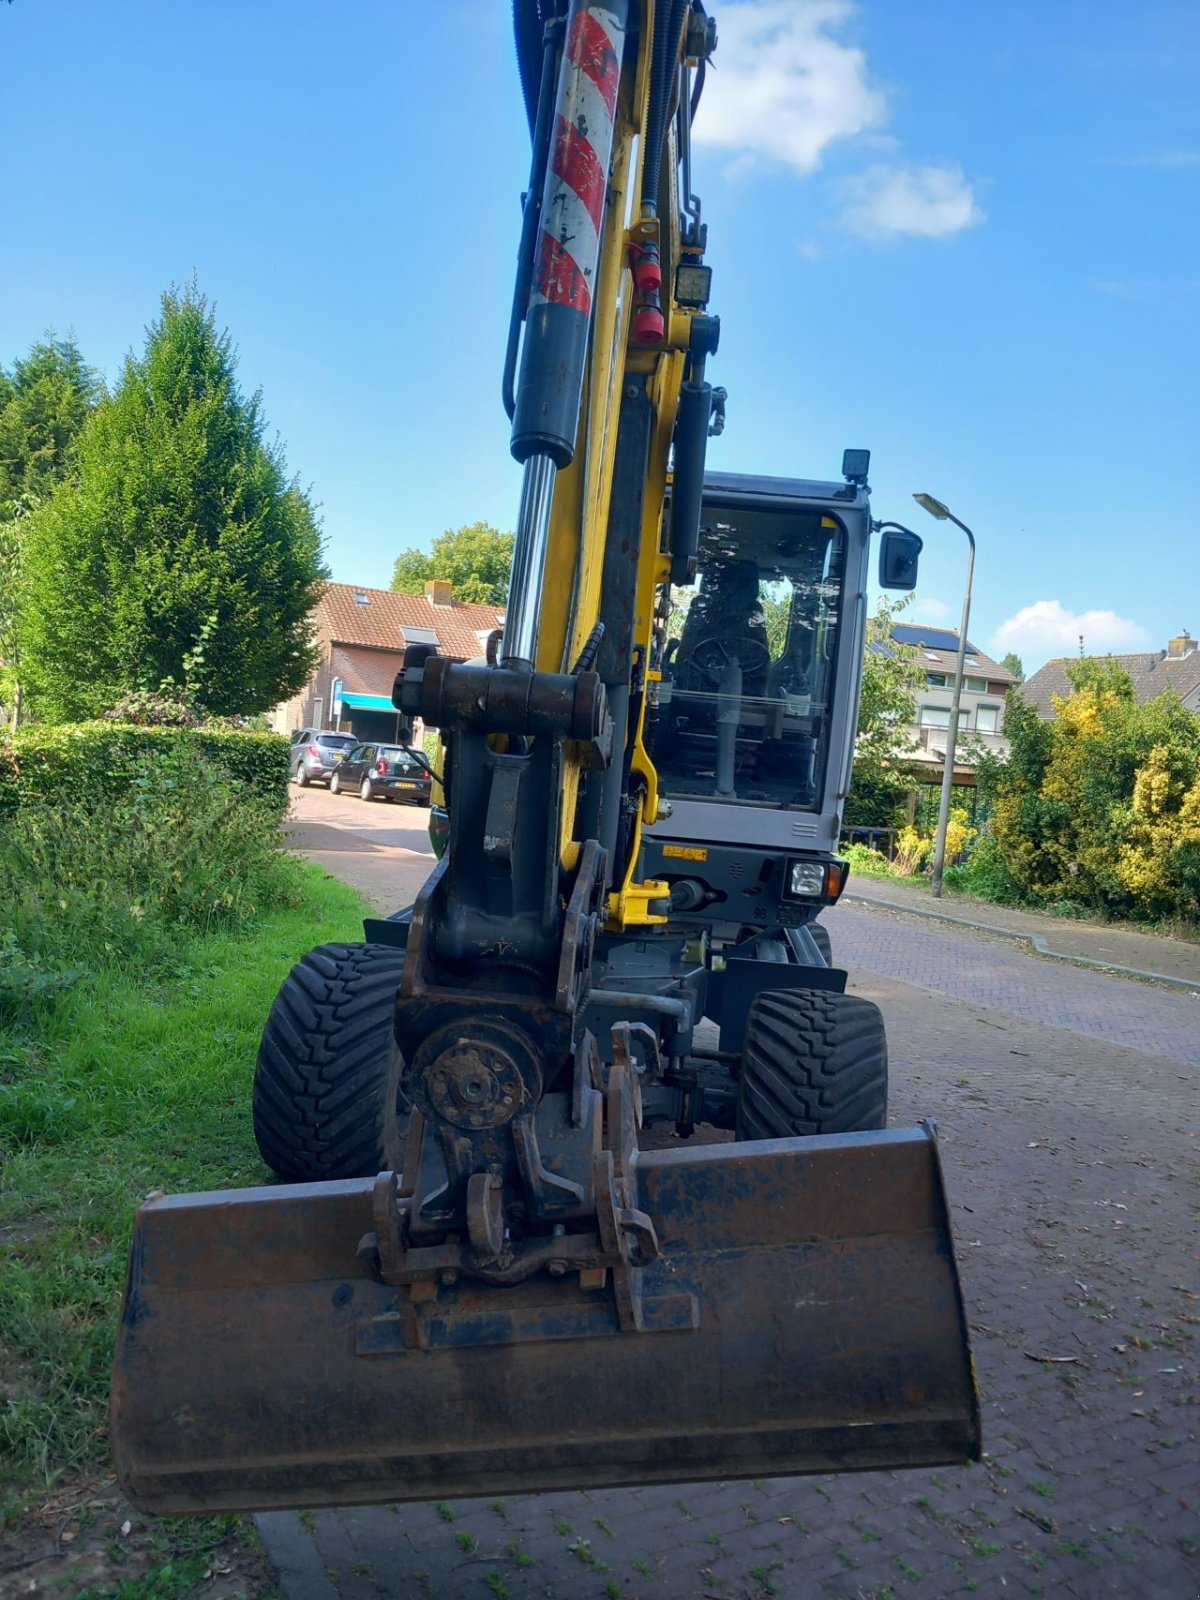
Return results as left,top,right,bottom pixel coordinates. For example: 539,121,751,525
736,988,887,1140
809,922,832,965
292,761,309,787
253,942,408,1181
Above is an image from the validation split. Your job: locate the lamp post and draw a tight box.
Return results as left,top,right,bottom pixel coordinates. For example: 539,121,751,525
913,493,976,898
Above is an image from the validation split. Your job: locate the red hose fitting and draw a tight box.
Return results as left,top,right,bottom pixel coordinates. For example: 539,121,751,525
635,306,666,342
630,242,665,343
634,254,662,296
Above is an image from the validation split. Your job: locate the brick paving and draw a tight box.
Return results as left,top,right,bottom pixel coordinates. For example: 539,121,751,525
830,900,1200,1066
258,899,1200,1600
844,877,1200,990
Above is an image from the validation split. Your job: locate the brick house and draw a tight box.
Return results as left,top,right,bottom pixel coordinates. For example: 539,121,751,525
870,624,1016,786
270,580,505,744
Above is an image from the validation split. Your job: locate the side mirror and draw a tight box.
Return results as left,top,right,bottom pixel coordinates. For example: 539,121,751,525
879,527,922,590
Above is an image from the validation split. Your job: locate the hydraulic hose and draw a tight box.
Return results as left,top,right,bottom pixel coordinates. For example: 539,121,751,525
640,0,689,209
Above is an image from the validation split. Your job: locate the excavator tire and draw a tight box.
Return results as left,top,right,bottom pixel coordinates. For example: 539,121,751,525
737,988,887,1140
809,921,832,965
253,942,407,1182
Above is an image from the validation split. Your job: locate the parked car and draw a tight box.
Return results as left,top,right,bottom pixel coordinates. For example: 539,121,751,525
329,743,433,805
290,729,358,787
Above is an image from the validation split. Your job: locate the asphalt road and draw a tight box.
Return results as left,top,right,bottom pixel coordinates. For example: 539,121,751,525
285,778,438,912
267,789,1199,1600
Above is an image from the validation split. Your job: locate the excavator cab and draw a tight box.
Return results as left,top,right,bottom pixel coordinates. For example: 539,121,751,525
656,475,862,819
111,0,979,1516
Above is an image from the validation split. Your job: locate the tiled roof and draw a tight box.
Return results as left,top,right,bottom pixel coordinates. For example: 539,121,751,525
1020,652,1200,719
318,582,504,663
872,629,1014,684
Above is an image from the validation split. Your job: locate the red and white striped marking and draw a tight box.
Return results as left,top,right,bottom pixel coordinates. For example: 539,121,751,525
530,2,625,319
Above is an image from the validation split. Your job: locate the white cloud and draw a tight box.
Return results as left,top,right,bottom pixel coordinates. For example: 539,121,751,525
1111,151,1200,169
839,163,984,240
992,600,1151,659
907,595,951,620
690,1,983,244
1088,276,1200,302
693,1,887,175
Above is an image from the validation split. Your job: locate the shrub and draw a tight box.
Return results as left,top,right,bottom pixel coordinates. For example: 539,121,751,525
0,721,291,820
943,806,977,868
843,841,892,877
0,929,84,1018
0,742,300,985
892,825,928,876
101,684,203,727
941,832,1024,903
988,665,1200,921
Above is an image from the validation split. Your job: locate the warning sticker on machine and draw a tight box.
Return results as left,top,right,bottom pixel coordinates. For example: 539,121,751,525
662,845,708,861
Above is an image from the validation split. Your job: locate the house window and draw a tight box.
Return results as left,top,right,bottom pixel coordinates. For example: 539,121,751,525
964,675,987,693
402,626,440,646
354,593,370,606
925,672,947,688
976,705,1000,733
920,706,950,728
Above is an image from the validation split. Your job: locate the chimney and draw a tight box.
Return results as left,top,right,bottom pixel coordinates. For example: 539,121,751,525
425,579,454,608
1167,630,1197,659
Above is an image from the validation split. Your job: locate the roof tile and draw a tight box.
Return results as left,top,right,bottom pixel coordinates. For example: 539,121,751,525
318,581,504,664
1020,652,1200,719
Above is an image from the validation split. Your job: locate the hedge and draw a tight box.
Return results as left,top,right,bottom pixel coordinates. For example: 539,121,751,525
0,723,292,819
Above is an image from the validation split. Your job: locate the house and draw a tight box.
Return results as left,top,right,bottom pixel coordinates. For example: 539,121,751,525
1020,632,1200,720
873,623,1016,786
270,580,506,743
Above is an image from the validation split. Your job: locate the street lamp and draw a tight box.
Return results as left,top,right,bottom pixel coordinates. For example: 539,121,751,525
913,493,977,898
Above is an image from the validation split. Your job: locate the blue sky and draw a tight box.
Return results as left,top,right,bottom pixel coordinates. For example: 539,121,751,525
3,0,1197,673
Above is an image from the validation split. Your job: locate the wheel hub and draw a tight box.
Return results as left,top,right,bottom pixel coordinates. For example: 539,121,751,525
411,1019,543,1131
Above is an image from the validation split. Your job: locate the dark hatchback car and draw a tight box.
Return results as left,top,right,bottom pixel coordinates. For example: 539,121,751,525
290,729,358,787
329,743,434,805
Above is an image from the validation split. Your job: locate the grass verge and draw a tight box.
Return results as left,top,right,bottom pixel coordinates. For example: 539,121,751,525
1,859,370,1595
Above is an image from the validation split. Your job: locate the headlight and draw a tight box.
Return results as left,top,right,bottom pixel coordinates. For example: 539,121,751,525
786,860,826,899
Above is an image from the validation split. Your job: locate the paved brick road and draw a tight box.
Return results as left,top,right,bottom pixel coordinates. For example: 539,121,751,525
259,904,1199,1600
831,901,1200,1066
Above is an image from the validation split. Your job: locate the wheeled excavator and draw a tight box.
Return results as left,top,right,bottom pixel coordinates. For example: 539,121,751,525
111,0,979,1512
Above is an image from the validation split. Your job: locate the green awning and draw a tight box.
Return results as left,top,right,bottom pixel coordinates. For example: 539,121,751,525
340,692,400,712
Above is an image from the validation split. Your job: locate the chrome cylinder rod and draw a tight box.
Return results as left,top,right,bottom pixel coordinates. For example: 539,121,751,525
502,452,558,667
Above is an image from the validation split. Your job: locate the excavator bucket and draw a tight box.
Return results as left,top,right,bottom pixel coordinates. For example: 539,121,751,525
111,1126,979,1514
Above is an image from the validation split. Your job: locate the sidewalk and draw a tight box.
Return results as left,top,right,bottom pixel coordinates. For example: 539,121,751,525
845,873,1200,989
286,817,433,913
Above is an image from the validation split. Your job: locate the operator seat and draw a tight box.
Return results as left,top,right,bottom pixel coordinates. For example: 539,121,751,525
670,557,771,700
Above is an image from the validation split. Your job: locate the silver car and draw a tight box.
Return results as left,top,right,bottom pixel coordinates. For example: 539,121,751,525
290,729,357,786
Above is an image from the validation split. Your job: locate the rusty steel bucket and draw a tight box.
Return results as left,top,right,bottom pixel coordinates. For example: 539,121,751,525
110,1126,980,1514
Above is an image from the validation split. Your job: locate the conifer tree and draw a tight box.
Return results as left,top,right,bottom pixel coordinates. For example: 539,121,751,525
20,288,326,720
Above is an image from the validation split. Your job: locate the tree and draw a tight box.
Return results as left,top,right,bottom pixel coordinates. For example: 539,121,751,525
0,338,102,711
391,521,514,606
987,660,1200,919
19,288,326,721
1000,651,1025,684
844,595,923,827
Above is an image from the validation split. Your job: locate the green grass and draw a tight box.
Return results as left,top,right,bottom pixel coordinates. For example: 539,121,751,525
0,859,369,1485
